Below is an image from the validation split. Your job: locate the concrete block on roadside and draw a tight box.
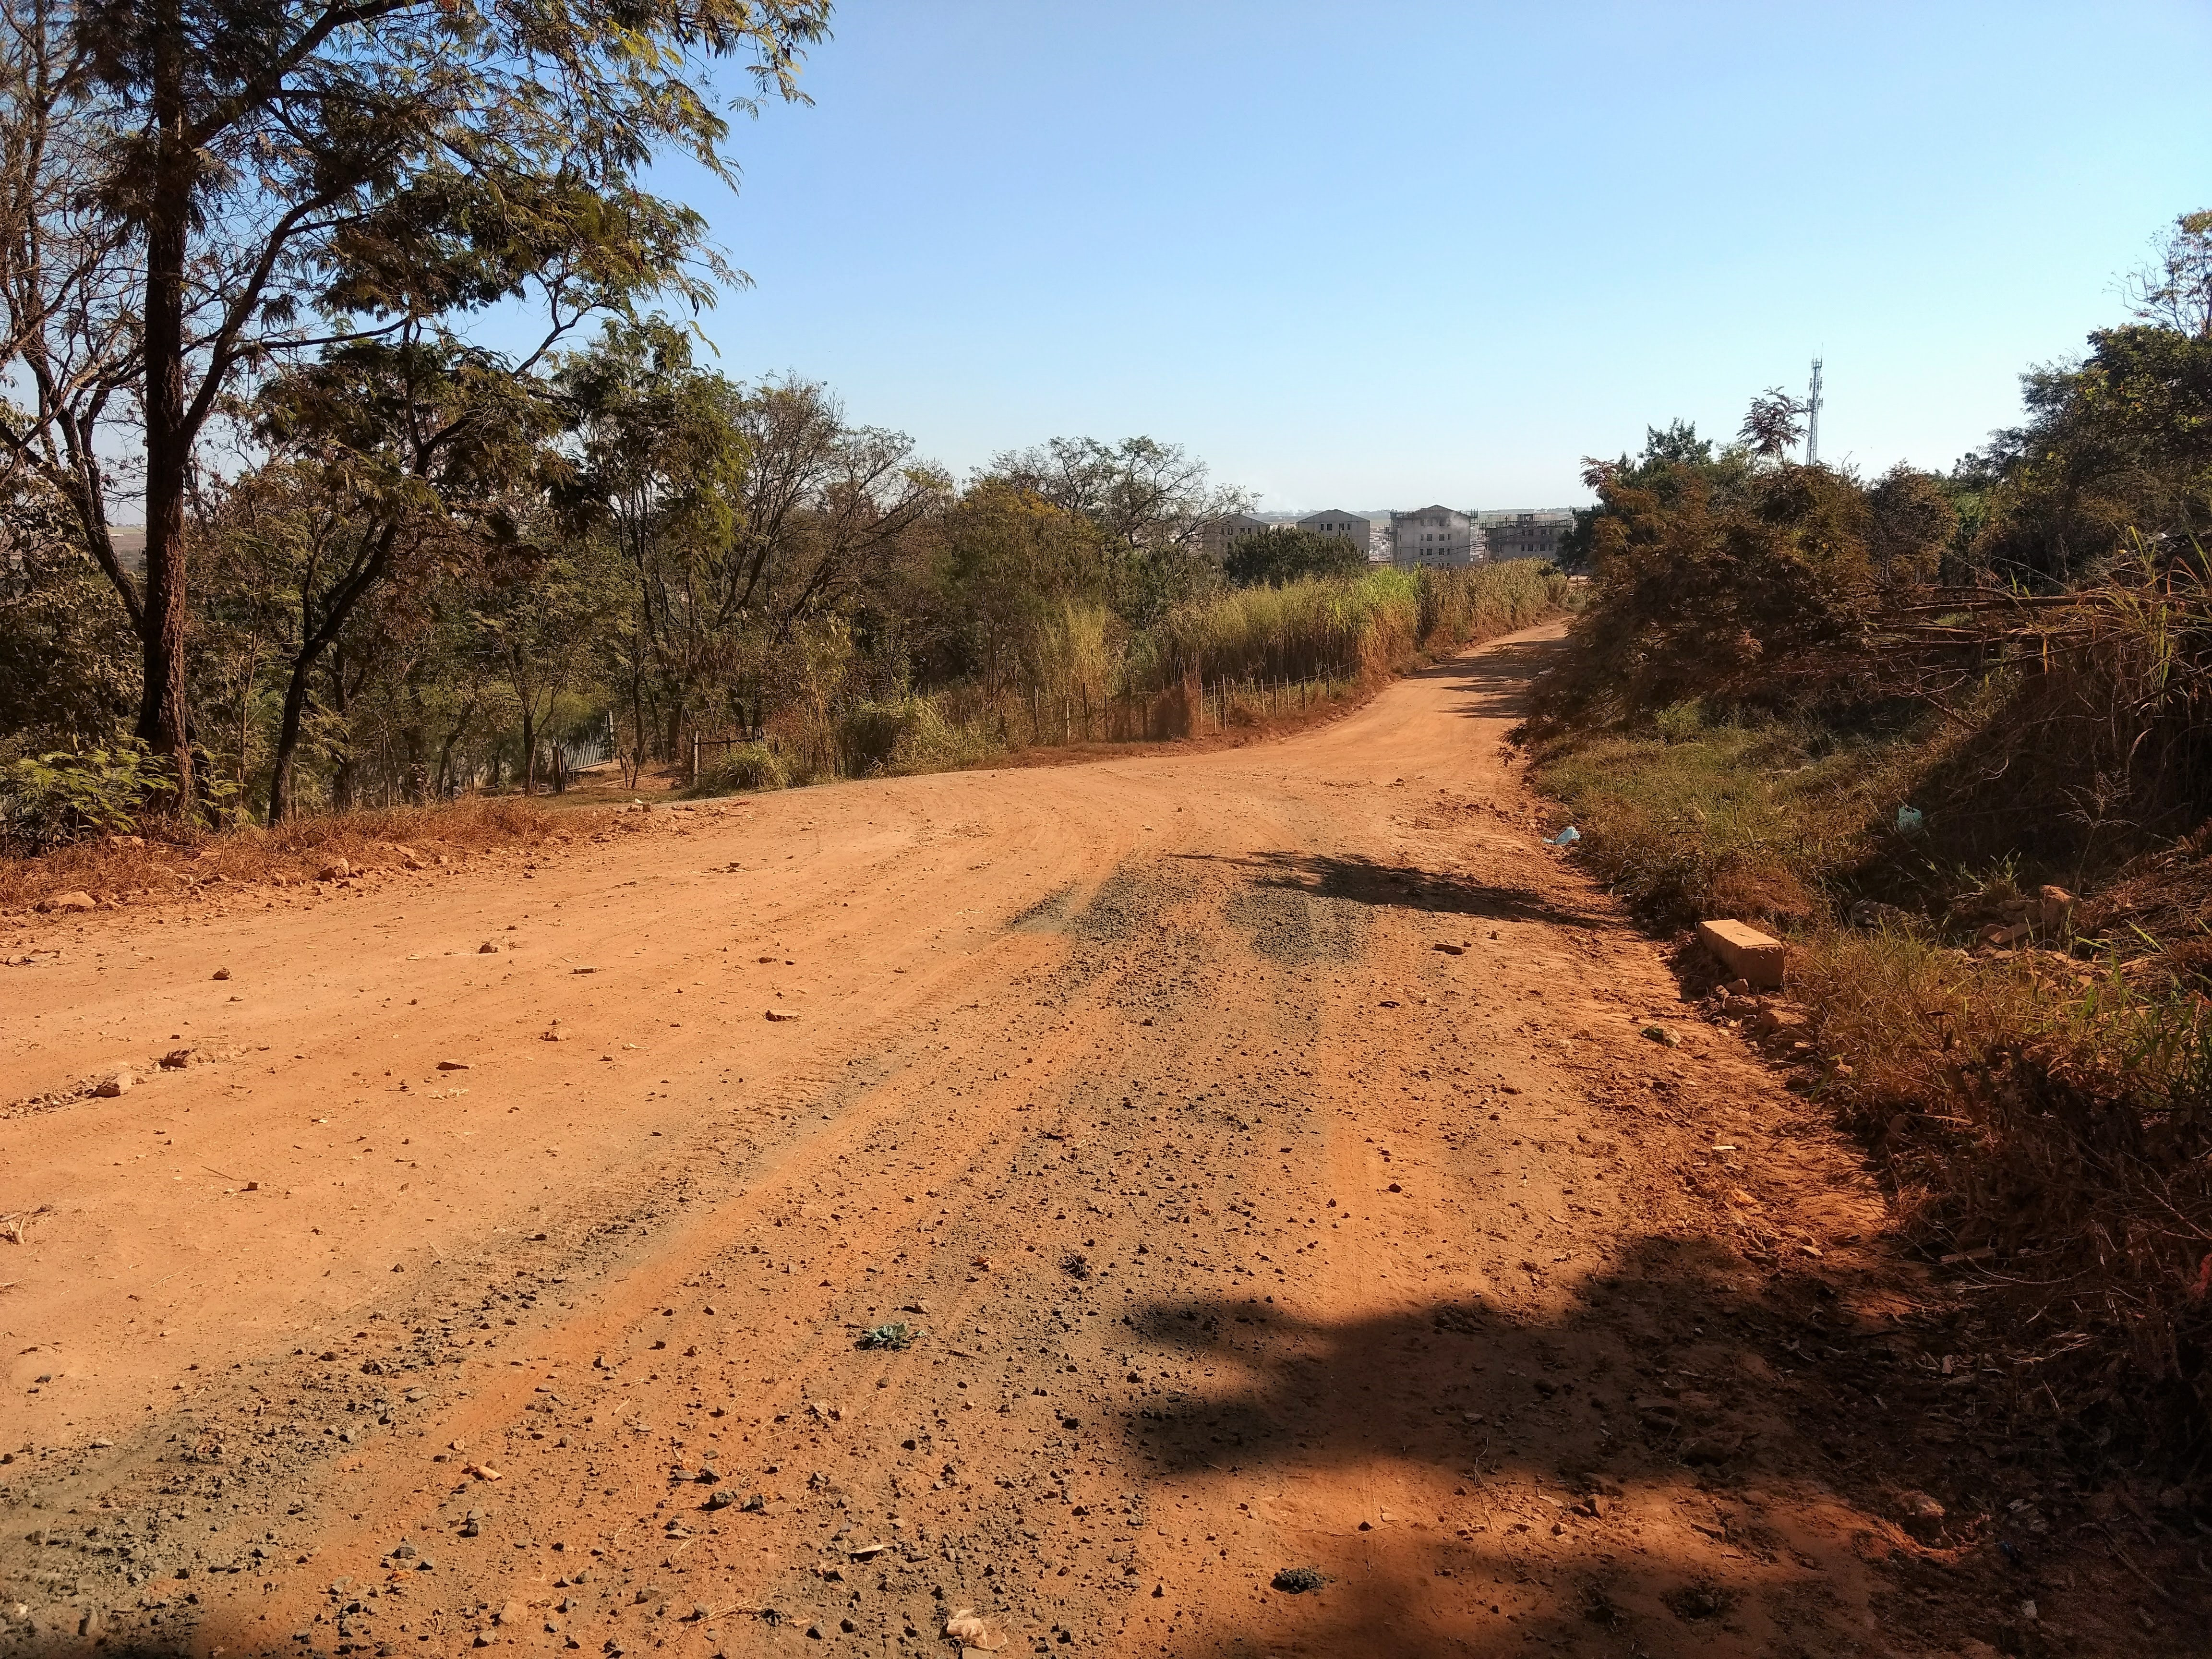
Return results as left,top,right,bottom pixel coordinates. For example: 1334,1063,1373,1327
1696,919,1784,989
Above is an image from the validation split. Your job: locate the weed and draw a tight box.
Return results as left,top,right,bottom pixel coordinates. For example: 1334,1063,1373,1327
688,743,788,796
855,1323,914,1352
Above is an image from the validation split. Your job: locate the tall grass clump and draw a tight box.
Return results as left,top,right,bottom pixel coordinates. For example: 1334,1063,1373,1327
1151,567,1423,690
1417,561,1576,649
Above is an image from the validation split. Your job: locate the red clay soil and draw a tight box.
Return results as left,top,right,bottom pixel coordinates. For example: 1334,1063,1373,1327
0,625,2197,1658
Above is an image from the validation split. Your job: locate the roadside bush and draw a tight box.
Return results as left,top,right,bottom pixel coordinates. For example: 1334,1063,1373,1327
888,698,1002,774
0,740,175,854
690,743,788,795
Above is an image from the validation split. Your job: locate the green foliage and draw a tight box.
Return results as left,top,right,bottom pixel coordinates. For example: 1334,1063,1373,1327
1972,324,2212,585
1222,528,1364,588
0,474,139,748
0,738,174,853
1652,699,1704,743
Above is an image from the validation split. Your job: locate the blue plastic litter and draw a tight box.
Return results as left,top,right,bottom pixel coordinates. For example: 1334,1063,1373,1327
1895,805,1925,834
1551,827,1581,846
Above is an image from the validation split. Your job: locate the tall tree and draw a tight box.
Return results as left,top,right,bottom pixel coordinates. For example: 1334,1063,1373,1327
2123,208,2212,339
0,0,829,807
240,335,558,820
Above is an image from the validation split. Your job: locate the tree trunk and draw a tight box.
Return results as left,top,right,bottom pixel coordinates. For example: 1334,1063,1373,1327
520,699,538,796
135,0,194,808
265,655,317,824
327,654,355,813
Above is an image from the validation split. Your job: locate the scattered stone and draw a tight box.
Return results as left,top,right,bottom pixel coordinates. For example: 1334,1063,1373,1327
42,891,97,914
159,1049,194,1070
95,1070,134,1097
435,1059,470,1071
493,1600,524,1627
319,859,351,881
1270,1567,1330,1594
2037,885,2076,931
765,1009,800,1022
478,942,499,954
1678,1432,1743,1465
1432,942,1465,955
943,1609,1007,1651
212,966,232,981
1899,1490,1946,1541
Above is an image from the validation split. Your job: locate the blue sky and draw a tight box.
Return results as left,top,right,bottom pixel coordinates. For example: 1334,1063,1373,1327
662,1,2211,512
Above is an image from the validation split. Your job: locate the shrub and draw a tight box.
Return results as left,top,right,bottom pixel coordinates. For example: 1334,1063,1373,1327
0,739,175,854
888,699,1002,773
690,743,788,795
1652,698,1704,744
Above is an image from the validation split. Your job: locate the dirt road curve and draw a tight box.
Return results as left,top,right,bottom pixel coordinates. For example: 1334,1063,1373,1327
3,628,1965,1657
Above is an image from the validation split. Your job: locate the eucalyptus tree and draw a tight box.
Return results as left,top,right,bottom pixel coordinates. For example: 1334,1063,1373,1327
0,0,830,807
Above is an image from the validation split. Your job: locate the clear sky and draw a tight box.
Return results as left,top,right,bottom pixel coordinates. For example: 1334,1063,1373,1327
662,0,2212,513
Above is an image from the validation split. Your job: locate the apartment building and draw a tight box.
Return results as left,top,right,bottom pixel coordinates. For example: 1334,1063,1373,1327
1389,505,1476,569
1477,510,1574,563
1296,510,1373,557
1197,512,1278,558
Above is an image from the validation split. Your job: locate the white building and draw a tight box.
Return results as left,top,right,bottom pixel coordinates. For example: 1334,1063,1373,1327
1390,505,1477,569
1296,510,1374,558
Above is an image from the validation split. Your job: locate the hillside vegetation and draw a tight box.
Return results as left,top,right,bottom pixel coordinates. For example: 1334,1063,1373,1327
1526,210,2212,1468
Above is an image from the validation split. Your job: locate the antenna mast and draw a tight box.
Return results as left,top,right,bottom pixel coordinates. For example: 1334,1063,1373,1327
1805,356,1823,466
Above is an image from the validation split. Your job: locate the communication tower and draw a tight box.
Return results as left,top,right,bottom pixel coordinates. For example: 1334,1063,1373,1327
1805,356,1824,467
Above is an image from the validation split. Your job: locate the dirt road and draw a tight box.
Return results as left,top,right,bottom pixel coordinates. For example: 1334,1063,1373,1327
0,628,2122,1657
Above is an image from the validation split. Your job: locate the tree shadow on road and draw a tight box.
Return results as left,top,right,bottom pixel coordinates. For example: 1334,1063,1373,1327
1428,635,1571,721
1105,1235,2074,1659
1177,848,1613,932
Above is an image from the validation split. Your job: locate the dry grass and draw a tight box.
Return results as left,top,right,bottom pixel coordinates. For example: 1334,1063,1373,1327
1529,715,1930,929
0,796,558,916
1528,664,2212,1457
1796,926,2212,1457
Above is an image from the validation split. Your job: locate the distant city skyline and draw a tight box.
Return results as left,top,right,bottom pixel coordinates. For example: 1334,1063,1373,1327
651,1,2210,508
